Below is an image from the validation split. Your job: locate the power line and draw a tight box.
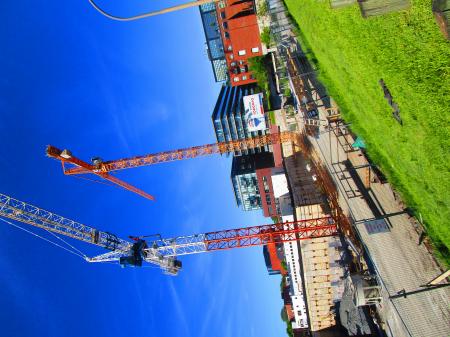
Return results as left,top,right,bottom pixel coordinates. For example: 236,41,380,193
87,0,216,22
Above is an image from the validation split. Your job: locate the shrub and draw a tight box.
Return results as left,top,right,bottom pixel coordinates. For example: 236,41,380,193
257,1,269,16
260,27,272,46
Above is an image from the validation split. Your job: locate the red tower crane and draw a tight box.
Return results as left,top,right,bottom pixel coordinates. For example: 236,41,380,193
46,131,297,201
0,193,337,275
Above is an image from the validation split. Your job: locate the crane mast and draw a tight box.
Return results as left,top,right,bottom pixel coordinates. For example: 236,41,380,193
46,131,297,200
0,193,337,276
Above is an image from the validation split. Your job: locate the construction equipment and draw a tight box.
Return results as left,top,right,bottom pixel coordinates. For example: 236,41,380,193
46,131,297,201
0,193,337,276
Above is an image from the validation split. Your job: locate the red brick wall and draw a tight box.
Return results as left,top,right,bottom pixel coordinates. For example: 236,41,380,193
267,242,287,275
256,167,277,217
285,304,295,321
215,0,263,86
270,124,283,168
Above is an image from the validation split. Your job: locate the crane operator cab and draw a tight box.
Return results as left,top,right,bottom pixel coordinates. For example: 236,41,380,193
91,157,103,169
119,239,147,267
164,258,182,276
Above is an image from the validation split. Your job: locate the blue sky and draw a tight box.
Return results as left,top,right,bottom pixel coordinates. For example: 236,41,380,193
0,1,285,336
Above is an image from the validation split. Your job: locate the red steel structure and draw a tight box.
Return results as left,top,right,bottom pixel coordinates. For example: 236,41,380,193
203,217,336,251
46,131,297,201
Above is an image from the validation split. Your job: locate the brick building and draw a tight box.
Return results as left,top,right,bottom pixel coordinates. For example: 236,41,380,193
263,243,285,275
256,166,282,217
200,0,263,86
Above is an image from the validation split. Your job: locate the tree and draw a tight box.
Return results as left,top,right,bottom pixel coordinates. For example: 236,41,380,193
260,27,272,46
281,306,288,322
248,56,272,109
281,260,288,272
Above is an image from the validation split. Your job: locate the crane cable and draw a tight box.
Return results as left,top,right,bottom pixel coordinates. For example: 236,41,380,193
44,227,88,259
0,217,88,260
70,172,117,188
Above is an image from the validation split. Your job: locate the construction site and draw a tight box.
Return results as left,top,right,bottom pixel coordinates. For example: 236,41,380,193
0,1,449,337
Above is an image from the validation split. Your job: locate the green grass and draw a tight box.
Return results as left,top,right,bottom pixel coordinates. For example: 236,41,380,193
284,0,450,265
268,110,277,125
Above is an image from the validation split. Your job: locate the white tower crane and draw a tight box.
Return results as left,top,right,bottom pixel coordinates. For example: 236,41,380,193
0,193,337,276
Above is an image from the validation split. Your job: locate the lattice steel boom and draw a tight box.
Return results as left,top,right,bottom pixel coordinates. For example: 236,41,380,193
46,131,297,200
0,193,337,276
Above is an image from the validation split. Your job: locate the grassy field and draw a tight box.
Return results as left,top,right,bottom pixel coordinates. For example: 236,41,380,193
283,0,450,264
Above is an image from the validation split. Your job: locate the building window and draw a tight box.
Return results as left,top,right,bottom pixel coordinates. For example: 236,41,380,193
242,75,247,80
224,32,230,39
238,50,246,56
220,11,226,19
230,61,236,66
218,1,226,8
229,54,234,60
227,45,233,51
223,22,228,29
234,77,240,82
252,47,259,53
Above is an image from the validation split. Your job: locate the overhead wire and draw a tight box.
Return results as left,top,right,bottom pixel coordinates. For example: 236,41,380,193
87,0,169,21
87,0,214,22
87,0,147,21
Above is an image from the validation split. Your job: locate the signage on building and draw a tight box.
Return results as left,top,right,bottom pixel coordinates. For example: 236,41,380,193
243,93,266,132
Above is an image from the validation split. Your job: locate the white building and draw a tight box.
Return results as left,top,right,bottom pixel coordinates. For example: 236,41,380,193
271,170,294,218
272,171,309,329
284,239,309,329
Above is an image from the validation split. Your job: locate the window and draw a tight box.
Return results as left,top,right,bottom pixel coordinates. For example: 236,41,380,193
218,1,226,8
238,50,246,56
252,47,260,53
234,77,240,82
224,32,230,39
242,75,247,81
227,45,232,51
222,22,228,29
229,54,234,60
220,11,226,19
230,61,236,66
